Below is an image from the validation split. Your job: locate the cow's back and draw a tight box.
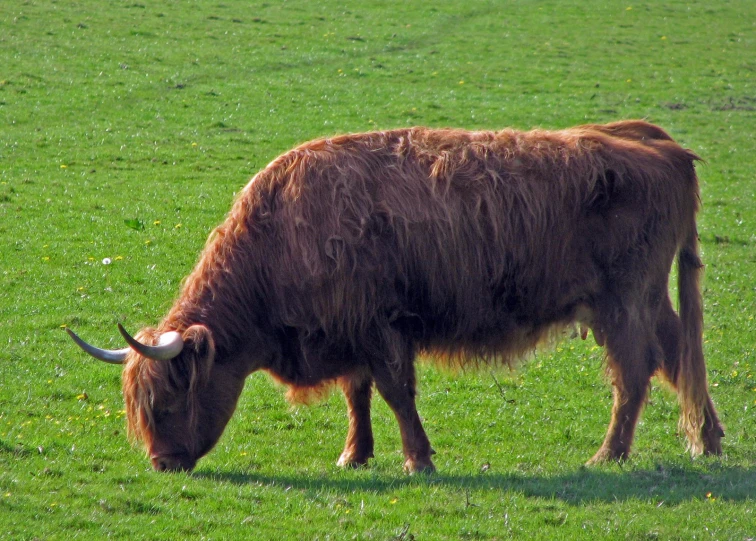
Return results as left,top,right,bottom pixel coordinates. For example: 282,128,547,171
233,123,697,361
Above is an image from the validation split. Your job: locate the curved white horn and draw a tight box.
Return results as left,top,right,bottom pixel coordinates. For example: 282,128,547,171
66,328,129,364
118,323,184,361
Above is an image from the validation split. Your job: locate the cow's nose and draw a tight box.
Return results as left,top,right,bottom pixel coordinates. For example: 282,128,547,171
151,454,193,472
152,456,172,472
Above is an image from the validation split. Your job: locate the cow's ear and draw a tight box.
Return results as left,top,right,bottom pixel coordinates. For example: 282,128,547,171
181,325,215,384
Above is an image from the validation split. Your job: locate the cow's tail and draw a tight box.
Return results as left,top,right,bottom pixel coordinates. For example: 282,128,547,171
672,148,724,456
676,222,708,455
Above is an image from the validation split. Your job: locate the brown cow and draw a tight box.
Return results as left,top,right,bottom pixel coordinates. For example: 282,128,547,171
68,120,724,473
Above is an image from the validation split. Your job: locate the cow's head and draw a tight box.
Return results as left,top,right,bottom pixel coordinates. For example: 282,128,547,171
67,324,246,472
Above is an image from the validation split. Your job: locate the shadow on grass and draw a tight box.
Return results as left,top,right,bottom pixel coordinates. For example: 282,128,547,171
194,463,756,505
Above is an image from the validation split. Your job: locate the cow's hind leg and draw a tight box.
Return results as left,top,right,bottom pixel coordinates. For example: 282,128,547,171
368,332,434,474
588,307,660,465
336,369,375,468
656,297,724,455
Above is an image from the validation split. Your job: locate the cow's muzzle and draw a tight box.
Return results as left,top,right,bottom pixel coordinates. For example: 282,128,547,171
151,453,197,473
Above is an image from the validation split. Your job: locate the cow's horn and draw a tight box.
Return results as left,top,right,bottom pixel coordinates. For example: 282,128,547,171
66,328,130,364
117,323,184,361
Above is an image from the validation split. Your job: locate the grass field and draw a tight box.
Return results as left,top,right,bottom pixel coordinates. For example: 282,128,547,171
1,0,755,538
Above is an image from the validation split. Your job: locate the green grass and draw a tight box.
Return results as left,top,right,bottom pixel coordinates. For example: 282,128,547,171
1,0,755,538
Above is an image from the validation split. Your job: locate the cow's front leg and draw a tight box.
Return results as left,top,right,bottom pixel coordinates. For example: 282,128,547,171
336,369,374,468
588,312,656,465
370,351,434,474
588,380,649,464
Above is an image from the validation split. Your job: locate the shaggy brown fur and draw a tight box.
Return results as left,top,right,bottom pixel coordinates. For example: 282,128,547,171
119,120,723,472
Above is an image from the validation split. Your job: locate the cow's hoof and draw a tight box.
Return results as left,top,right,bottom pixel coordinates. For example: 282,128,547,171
336,450,372,468
702,443,723,456
403,458,435,474
702,428,724,456
586,446,628,466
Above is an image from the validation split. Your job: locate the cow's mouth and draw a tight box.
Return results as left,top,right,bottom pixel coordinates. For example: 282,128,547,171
150,453,197,472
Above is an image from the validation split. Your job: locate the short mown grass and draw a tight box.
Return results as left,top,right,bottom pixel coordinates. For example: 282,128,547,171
1,0,754,539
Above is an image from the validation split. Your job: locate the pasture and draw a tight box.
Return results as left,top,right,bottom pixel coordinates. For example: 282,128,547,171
1,0,754,538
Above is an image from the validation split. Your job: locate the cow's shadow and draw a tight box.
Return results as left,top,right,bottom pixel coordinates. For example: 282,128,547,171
194,462,756,505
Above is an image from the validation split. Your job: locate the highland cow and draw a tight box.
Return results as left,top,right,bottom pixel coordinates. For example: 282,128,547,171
68,120,724,473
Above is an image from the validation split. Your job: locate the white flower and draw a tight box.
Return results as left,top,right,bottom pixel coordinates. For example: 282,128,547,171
102,258,112,265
